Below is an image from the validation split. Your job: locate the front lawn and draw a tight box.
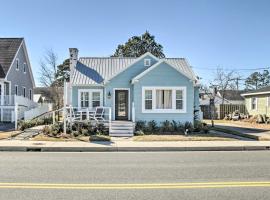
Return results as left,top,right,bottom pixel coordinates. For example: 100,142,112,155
133,132,237,141
0,131,21,140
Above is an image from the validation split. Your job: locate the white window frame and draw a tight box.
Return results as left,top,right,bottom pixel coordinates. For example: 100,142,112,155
22,87,26,98
15,85,18,96
250,97,257,110
144,59,151,67
16,58,19,71
29,89,32,100
78,89,103,109
23,62,26,73
142,86,187,113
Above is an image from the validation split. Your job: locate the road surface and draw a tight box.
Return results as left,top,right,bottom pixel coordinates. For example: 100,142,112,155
0,151,270,200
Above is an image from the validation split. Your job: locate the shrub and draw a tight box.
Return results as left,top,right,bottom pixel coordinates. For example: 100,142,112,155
72,131,80,137
184,121,193,134
160,120,173,133
147,120,159,134
135,120,146,132
193,121,203,132
134,130,144,136
81,128,89,136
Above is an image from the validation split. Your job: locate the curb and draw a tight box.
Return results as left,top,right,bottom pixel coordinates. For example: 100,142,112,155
0,145,269,152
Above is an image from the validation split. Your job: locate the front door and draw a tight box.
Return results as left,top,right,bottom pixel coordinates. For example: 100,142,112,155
115,90,129,120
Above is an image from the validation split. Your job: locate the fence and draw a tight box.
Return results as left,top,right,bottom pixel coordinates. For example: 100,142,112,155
201,104,247,120
24,103,53,120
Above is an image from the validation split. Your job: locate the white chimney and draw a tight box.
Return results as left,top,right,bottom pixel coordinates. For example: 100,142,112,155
69,48,78,82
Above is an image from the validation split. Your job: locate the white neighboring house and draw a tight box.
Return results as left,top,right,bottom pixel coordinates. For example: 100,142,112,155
0,38,37,122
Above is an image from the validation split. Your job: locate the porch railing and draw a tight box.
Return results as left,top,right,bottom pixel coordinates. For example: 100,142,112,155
0,95,38,108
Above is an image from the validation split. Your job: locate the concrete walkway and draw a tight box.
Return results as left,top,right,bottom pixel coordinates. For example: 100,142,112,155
14,125,45,140
213,122,270,140
0,139,269,152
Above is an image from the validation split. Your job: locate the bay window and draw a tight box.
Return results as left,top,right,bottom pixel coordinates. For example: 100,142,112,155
142,87,186,113
78,89,103,109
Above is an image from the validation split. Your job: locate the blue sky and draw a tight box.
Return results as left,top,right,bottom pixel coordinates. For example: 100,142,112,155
1,0,270,86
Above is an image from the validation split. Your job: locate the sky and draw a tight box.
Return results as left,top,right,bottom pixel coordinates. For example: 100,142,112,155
1,0,270,87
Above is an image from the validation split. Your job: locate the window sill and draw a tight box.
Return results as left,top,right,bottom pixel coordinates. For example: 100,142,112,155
142,109,186,114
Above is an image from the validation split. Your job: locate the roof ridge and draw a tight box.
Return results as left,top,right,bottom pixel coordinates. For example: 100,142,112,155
79,57,137,59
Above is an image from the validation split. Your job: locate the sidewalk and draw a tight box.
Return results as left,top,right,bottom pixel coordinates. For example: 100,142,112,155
0,139,269,152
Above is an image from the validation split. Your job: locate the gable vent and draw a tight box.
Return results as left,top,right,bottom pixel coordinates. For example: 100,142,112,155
144,59,151,67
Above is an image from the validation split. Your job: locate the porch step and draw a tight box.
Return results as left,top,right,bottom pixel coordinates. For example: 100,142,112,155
109,121,134,137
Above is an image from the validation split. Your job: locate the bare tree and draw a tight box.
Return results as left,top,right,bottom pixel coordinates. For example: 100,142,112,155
39,49,63,112
211,68,238,104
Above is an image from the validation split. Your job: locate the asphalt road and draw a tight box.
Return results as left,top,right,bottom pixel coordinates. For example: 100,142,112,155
0,151,270,200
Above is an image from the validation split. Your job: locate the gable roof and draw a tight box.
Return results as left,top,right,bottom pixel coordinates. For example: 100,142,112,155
71,52,197,85
131,59,196,84
241,86,270,96
0,38,23,78
218,90,245,101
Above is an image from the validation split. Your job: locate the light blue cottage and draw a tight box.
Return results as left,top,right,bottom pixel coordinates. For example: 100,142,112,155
68,48,200,130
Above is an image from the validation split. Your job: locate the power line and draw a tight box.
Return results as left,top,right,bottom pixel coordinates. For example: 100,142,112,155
192,66,270,71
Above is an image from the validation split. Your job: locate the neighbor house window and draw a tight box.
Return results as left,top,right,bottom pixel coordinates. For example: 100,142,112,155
29,89,32,100
15,85,18,96
251,97,257,110
23,87,26,98
23,63,26,73
16,59,19,70
92,92,100,107
142,87,186,113
144,90,152,110
144,59,151,67
78,89,103,108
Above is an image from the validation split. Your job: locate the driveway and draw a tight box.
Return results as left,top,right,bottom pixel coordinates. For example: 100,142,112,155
212,121,270,140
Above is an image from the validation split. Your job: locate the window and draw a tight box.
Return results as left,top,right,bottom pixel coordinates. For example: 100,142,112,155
80,92,89,108
92,92,100,107
15,85,18,96
78,89,103,108
156,90,172,109
23,63,26,73
144,90,152,110
176,90,183,110
23,87,26,98
16,58,19,70
144,59,151,67
251,97,257,110
29,89,32,100
142,87,186,113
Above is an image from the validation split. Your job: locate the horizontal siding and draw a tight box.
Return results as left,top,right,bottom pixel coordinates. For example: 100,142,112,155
133,62,194,123
245,94,270,116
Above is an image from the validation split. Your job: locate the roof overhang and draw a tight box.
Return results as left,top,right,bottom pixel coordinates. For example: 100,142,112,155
241,91,270,96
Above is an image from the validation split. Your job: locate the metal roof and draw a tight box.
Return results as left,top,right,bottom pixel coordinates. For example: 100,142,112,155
0,38,23,78
241,86,270,96
71,55,197,85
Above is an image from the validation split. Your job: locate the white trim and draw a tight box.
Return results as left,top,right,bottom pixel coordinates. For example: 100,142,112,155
15,58,19,71
104,52,159,84
15,85,18,96
242,91,270,96
142,86,187,113
23,62,26,73
22,86,26,98
250,97,257,110
77,89,103,109
131,60,194,84
144,58,151,67
113,88,130,120
267,96,270,107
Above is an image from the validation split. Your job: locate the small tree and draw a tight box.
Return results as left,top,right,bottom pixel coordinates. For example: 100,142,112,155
211,68,237,104
39,49,63,113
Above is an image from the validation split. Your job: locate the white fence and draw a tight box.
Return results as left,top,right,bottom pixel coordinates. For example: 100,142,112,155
24,103,53,120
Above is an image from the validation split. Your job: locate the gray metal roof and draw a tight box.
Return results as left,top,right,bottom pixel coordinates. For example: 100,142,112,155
71,55,197,85
0,38,23,78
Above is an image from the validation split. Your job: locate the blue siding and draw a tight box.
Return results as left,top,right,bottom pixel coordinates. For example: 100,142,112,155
104,55,158,119
133,62,194,123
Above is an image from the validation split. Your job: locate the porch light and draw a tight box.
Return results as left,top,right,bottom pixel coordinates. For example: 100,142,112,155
107,91,111,99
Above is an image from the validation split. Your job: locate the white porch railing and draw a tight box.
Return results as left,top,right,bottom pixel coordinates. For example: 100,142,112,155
0,95,38,108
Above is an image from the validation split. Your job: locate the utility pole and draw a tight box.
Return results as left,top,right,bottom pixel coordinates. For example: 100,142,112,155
209,85,217,127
